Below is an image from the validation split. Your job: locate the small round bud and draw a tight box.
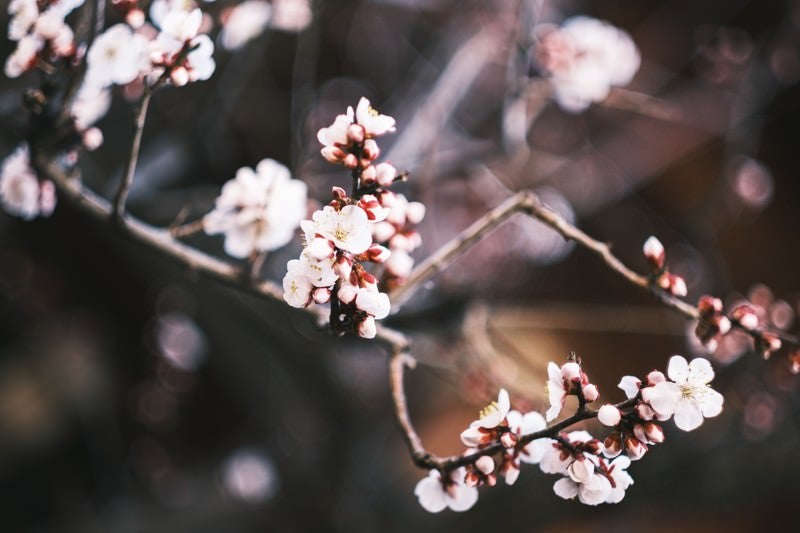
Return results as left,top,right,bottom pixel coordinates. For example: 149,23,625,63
597,404,621,426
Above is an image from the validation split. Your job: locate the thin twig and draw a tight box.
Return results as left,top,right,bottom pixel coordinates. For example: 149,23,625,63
170,219,206,238
112,91,152,220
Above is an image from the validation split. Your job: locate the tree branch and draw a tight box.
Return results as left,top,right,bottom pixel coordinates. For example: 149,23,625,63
112,91,151,220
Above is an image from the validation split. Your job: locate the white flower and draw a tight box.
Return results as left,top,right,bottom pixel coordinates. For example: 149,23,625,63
86,24,149,88
300,205,372,255
537,16,640,113
355,97,396,137
71,82,111,130
160,7,202,41
220,0,272,50
150,0,197,29
545,362,568,421
414,468,478,513
460,389,511,447
0,145,54,220
641,355,724,431
605,455,634,503
151,29,216,85
4,34,42,78
8,0,39,41
553,472,611,506
204,158,307,259
317,106,354,148
355,289,390,319
269,0,312,33
282,260,313,308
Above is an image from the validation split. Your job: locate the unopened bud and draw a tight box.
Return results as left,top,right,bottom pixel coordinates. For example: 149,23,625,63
346,123,365,144
82,127,103,150
582,384,599,402
343,153,358,169
561,362,582,381
170,66,189,87
624,435,648,461
126,9,145,28
644,422,664,444
475,455,495,475
603,433,622,458
357,316,377,339
362,139,380,160
321,145,346,164
597,404,621,427
731,304,759,330
360,164,376,186
698,295,723,317
312,287,331,304
643,236,665,271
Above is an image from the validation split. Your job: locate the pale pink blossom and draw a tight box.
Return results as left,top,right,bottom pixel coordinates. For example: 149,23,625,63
8,0,39,41
300,205,372,255
4,34,42,78
220,0,272,50
270,0,312,33
86,24,150,88
204,158,307,258
641,355,724,431
282,260,313,308
597,404,621,427
414,468,478,513
1,145,54,220
618,375,641,399
355,97,396,137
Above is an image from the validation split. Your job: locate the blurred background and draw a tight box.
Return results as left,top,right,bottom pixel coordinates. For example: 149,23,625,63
2,0,800,531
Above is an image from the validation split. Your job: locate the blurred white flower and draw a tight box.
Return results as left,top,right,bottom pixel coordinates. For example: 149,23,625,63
1,145,55,220
220,0,272,50
4,34,42,78
8,0,39,41
269,0,312,33
222,449,279,503
414,468,478,513
86,24,150,88
204,158,307,259
537,16,640,112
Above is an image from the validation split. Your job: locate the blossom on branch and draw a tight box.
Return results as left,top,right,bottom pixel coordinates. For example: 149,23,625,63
0,145,56,220
641,355,724,431
204,158,307,259
414,468,478,513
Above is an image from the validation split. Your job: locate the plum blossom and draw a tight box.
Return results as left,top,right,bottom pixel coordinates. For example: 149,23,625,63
301,205,372,255
4,34,42,78
460,389,511,447
355,97,396,137
204,158,307,259
270,0,312,32
641,355,724,431
536,16,640,112
0,145,55,220
8,0,39,41
414,468,478,513
86,24,150,88
220,0,272,50
502,409,548,484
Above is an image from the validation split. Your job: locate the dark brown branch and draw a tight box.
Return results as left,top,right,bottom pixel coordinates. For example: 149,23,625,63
112,92,151,220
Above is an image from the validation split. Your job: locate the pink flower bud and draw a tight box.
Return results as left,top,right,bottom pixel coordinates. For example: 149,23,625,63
371,221,396,243
357,316,377,339
697,295,723,317
170,66,189,87
731,304,759,330
644,422,664,444
715,315,732,335
337,282,358,304
475,456,495,475
758,332,782,359
406,201,426,224
375,162,397,187
366,244,391,263
126,9,146,29
603,434,622,458
82,127,103,151
561,362,582,381
643,236,665,271
362,139,380,160
624,435,648,461
331,186,348,201
343,153,358,169
359,271,379,291
636,402,655,421
360,165,376,186
670,275,688,297
321,145,346,164
582,384,599,402
333,255,353,280
312,287,331,304
347,123,365,144
597,404,621,426
500,432,518,449
39,181,56,217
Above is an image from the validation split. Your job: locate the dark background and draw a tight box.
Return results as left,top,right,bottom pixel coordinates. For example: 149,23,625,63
1,0,800,531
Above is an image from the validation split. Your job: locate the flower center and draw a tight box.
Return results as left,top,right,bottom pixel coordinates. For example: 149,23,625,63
479,401,500,420
334,225,348,241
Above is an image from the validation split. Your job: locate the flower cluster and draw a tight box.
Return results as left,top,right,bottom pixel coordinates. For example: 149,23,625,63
5,0,82,78
534,16,640,112
0,144,56,220
282,97,424,338
203,158,307,259
643,236,688,297
414,354,724,512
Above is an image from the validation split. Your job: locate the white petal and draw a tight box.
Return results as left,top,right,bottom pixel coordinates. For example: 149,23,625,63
553,477,579,500
618,376,641,399
414,473,447,513
519,411,546,434
446,484,478,512
667,355,690,384
697,387,724,418
688,357,715,385
673,400,704,431
578,474,612,506
642,382,680,417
